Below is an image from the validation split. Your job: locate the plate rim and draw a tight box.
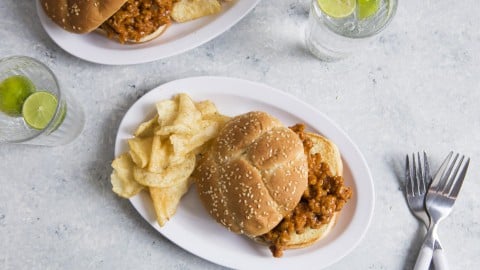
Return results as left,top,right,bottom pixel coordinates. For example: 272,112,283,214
114,76,375,269
35,0,261,65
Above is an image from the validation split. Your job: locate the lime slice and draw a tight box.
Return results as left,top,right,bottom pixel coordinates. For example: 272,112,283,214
317,0,356,18
358,0,380,19
0,75,36,116
22,91,58,130
51,101,67,131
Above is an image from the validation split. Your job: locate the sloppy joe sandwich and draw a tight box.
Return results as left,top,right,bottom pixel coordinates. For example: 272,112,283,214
194,111,352,257
40,0,173,44
40,0,231,44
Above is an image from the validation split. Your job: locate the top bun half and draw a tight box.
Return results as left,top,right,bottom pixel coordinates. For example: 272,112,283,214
194,111,309,237
40,0,127,33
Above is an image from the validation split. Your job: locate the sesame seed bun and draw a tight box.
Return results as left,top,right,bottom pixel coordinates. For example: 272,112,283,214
304,131,343,177
195,115,348,255
94,23,170,44
270,132,343,250
40,0,171,43
40,0,128,34
194,111,309,237
279,212,338,249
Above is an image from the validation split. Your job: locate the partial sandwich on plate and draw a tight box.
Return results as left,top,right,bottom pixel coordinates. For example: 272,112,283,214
40,0,233,44
193,111,352,257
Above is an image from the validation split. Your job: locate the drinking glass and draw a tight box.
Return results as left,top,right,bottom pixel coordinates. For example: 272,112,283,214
0,56,85,146
305,0,398,61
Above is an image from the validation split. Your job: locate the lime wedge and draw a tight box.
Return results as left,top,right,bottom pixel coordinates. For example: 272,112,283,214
22,91,58,130
317,0,356,18
0,75,36,116
358,0,380,19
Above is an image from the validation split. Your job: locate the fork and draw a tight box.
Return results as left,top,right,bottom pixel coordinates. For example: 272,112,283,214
405,152,447,270
413,152,470,270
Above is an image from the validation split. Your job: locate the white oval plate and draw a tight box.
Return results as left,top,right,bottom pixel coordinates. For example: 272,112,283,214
36,0,260,65
114,77,374,269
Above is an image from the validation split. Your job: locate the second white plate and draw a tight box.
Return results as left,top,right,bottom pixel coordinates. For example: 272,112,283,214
36,0,260,65
114,76,374,269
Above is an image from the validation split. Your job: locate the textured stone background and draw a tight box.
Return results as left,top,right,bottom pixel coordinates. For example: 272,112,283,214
0,0,479,269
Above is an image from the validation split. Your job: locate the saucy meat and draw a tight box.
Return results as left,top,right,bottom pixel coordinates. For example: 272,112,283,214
259,124,352,257
100,0,172,43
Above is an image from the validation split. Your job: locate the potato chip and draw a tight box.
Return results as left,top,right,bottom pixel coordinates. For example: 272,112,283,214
156,99,178,127
195,100,218,117
171,0,222,23
175,93,203,127
147,135,171,173
156,94,203,136
111,153,144,198
133,153,196,188
128,137,153,168
169,119,221,157
155,124,192,136
192,115,230,156
149,178,192,226
204,113,231,125
134,115,158,137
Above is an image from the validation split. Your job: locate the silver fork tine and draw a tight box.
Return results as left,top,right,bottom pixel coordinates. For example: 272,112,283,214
406,155,413,194
413,153,419,195
422,152,430,194
435,153,458,193
417,152,423,195
449,158,470,198
430,152,453,193
417,151,430,194
444,155,464,194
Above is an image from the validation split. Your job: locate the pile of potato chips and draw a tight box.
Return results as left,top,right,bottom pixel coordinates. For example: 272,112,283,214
111,93,229,226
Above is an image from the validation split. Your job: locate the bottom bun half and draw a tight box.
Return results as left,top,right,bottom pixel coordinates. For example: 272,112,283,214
95,23,170,44
254,212,338,250
255,130,345,253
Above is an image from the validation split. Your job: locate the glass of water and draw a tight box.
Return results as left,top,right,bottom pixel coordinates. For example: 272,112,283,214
305,0,398,61
0,56,85,146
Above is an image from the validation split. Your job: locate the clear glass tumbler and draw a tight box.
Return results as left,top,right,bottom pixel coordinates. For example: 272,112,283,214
305,0,398,61
0,56,85,146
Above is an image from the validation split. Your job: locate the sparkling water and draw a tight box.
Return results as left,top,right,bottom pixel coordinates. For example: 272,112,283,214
0,56,84,145
305,0,397,61
0,113,38,142
324,0,393,38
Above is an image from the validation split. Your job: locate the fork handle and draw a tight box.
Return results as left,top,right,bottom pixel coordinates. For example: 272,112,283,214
414,226,437,270
432,240,448,270
414,244,434,270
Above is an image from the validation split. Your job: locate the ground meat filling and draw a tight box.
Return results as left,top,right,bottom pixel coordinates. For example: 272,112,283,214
259,124,352,257
100,0,172,43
